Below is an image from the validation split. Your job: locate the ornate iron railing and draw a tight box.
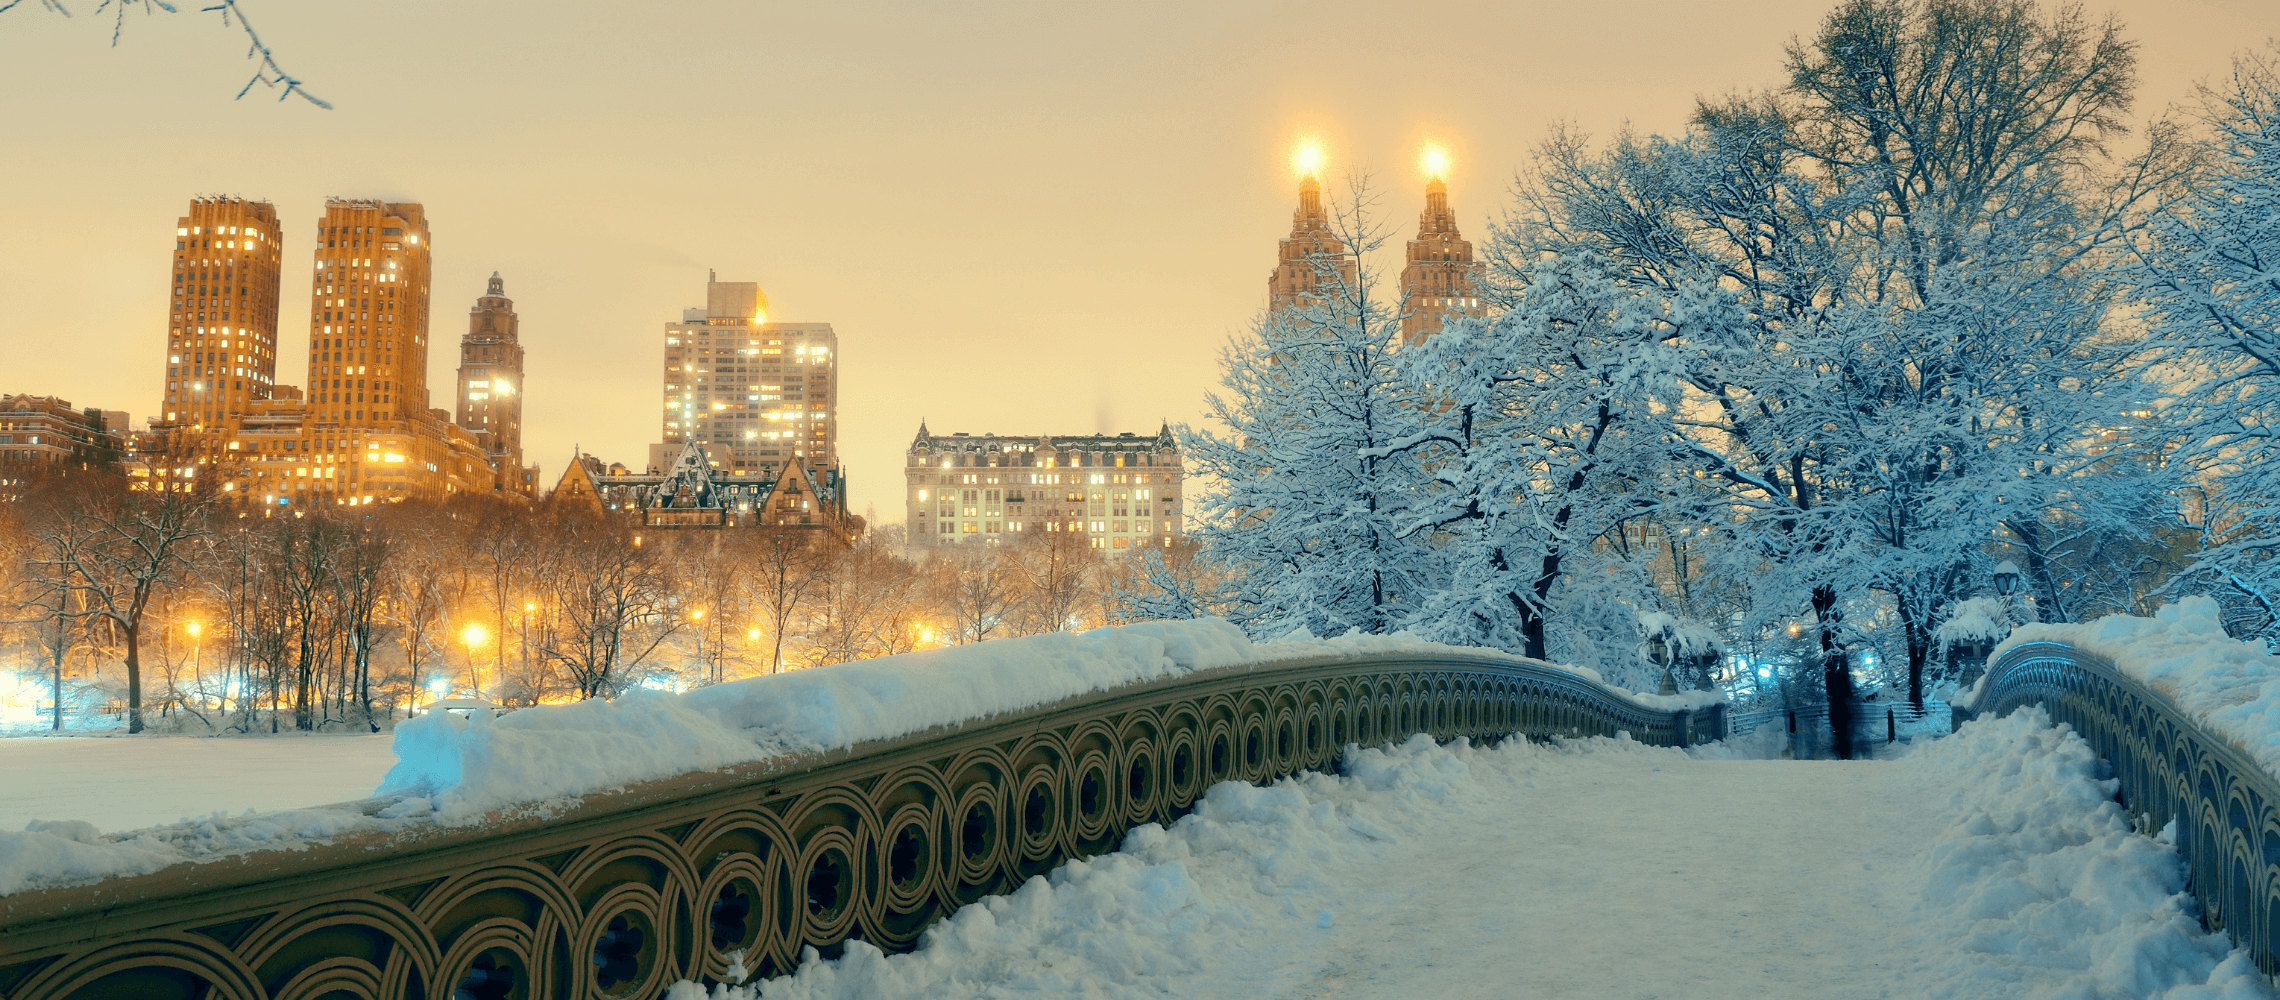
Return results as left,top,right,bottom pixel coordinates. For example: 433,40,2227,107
1955,640,2280,974
0,650,1722,1000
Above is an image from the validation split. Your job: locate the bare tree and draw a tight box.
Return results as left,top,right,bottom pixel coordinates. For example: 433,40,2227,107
740,525,832,672
332,514,392,730
806,535,926,665
37,466,211,733
934,546,1017,645
536,512,679,698
1004,529,1095,635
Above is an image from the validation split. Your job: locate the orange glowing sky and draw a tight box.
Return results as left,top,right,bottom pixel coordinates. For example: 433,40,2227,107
0,1,2264,522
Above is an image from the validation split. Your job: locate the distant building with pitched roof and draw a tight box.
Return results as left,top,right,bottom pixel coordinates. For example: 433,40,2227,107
549,439,850,531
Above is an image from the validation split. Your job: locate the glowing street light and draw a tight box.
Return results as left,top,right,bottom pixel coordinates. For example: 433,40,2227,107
463,622,488,648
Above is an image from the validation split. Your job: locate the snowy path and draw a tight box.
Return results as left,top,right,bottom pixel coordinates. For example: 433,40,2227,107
0,735,395,834
723,713,2268,1000
1283,759,1931,999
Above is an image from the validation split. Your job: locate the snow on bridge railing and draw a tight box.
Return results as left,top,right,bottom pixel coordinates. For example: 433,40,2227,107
1954,597,2280,976
0,620,1722,1000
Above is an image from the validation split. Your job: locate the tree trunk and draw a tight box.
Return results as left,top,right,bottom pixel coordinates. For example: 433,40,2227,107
50,615,66,732
356,623,377,732
1813,584,1855,760
124,622,145,734
1896,597,1929,710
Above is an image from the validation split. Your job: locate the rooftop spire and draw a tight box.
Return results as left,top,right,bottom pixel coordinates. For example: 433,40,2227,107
487,271,504,297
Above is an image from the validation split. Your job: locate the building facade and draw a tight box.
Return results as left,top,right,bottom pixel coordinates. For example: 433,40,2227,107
552,439,850,530
658,275,840,479
903,425,1185,550
455,272,536,496
1397,175,1481,341
152,197,536,508
1267,173,1354,313
160,197,284,433
0,395,129,474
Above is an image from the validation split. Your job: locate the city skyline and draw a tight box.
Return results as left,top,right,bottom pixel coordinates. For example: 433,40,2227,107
1,0,2262,521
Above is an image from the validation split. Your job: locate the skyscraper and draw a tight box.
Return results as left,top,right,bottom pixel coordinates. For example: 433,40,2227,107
305,199,431,431
157,195,529,508
1397,173,1480,342
1267,172,1355,313
456,272,526,474
160,197,283,435
657,275,839,478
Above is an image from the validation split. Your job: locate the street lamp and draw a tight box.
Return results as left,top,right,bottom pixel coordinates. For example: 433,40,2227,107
187,622,204,709
521,601,536,705
463,622,488,697
1644,629,1677,696
1992,560,2023,597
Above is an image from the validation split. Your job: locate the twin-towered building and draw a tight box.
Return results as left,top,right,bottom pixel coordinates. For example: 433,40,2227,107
1269,167,1481,341
155,196,536,505
904,166,1473,548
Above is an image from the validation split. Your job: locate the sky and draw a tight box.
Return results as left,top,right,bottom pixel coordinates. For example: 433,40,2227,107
1,0,2269,524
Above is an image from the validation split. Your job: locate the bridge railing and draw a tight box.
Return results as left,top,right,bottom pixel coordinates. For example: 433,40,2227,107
0,649,1723,1000
1954,640,2280,974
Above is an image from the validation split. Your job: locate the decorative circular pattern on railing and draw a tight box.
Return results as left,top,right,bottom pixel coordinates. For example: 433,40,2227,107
0,654,1723,999
1961,640,2280,975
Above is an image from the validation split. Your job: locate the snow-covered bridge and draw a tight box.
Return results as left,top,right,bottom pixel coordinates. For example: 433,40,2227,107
0,614,2270,999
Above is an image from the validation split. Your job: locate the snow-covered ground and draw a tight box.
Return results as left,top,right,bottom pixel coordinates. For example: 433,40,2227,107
0,734,395,833
670,711,2265,1000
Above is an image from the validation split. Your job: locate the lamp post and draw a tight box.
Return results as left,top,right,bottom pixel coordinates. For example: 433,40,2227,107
186,621,204,709
1992,560,2022,598
462,622,488,699
691,608,707,686
1645,630,1677,696
1991,558,2035,625
522,601,535,705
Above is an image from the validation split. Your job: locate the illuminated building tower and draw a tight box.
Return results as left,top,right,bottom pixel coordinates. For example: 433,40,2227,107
456,272,526,472
658,273,839,481
306,199,431,432
160,197,283,434
1398,163,1480,342
1267,150,1355,313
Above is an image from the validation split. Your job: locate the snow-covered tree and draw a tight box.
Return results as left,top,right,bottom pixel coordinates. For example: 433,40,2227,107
1373,252,1710,668
1500,0,2167,717
2132,47,2280,641
1185,174,1439,639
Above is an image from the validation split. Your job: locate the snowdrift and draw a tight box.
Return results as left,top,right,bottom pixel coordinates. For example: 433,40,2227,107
377,619,1717,823
1968,597,2280,784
